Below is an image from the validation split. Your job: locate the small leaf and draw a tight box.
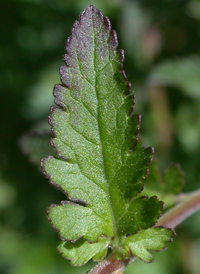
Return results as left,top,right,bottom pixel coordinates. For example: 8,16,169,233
58,237,109,266
124,227,176,263
143,159,184,206
42,5,175,266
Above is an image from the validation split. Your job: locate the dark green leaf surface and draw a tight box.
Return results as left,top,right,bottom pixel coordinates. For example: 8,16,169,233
41,5,175,266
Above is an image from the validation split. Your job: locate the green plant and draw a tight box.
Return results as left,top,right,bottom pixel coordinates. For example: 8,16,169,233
40,6,200,274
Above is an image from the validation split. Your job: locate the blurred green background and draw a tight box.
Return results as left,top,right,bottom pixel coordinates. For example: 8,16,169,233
0,0,200,273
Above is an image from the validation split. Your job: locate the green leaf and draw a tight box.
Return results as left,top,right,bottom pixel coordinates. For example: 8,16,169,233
143,159,184,207
163,164,184,195
149,57,200,100
58,237,109,266
19,124,55,166
41,5,175,266
124,227,175,263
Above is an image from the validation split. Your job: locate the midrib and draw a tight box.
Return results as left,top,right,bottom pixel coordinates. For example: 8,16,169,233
92,19,118,239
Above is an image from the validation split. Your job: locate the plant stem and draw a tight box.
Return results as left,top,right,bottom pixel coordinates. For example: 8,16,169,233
88,254,136,274
88,254,124,274
88,189,200,274
156,189,200,228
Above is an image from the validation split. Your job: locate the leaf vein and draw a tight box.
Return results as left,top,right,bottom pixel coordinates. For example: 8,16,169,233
74,50,95,89
68,78,97,119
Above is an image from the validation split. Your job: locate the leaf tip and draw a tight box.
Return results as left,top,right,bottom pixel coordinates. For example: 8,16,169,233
40,157,51,179
108,29,118,51
48,106,56,126
46,204,60,233
49,138,69,161
156,226,176,241
104,15,111,31
141,147,154,181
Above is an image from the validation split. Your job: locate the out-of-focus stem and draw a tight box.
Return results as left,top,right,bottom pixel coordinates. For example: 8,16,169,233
157,189,200,228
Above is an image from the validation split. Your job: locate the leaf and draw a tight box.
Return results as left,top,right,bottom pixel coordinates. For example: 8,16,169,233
41,5,175,266
163,164,184,195
175,102,200,153
143,158,184,207
58,237,109,266
124,227,175,263
149,57,200,100
19,127,55,166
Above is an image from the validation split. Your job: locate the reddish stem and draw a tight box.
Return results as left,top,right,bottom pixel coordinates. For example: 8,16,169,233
156,189,200,228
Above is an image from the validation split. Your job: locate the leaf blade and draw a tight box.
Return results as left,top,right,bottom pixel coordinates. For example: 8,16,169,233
124,227,176,263
58,237,109,266
41,5,175,265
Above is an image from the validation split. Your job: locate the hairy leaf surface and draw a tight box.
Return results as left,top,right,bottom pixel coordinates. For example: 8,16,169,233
41,5,175,266
124,227,175,263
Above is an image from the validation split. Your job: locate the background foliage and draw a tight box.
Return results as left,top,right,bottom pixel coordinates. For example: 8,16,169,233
0,0,200,273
